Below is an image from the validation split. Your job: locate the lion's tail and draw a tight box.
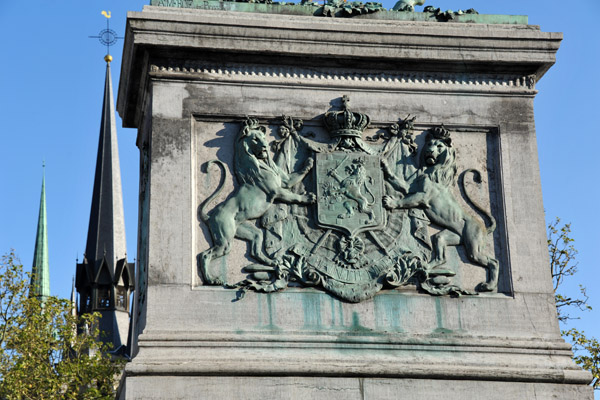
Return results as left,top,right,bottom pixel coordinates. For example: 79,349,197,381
199,160,227,223
364,181,376,206
460,169,496,234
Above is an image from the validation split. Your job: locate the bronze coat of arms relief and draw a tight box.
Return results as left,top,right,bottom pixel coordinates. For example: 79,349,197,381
198,96,500,302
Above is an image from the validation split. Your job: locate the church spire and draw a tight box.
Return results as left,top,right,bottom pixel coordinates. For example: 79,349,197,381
76,55,134,351
30,165,50,300
85,56,127,270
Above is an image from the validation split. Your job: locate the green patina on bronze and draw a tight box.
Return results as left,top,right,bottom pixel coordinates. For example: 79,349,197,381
392,0,424,12
382,126,499,293
199,96,499,302
149,0,528,24
320,0,384,17
199,117,315,286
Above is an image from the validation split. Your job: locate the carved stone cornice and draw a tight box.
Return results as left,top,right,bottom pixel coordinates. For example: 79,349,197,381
149,61,537,93
119,7,559,126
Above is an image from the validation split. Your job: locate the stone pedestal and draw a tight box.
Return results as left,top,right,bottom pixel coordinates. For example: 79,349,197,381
117,5,592,398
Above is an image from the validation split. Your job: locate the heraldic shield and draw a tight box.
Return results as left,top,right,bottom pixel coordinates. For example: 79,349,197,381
198,96,500,302
316,153,385,237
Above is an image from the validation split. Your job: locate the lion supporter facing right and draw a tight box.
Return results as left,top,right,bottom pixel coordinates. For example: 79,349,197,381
383,126,499,291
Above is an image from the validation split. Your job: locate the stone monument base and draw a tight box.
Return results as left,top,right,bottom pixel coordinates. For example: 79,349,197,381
117,5,593,399
121,377,591,399
117,289,593,400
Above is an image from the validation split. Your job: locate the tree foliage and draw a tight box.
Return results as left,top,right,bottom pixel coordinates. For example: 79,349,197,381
0,252,124,399
548,218,599,390
548,218,591,322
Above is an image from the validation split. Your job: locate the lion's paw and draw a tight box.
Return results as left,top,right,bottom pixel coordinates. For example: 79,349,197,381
304,157,314,170
305,193,317,204
203,275,225,286
383,195,398,209
477,281,496,292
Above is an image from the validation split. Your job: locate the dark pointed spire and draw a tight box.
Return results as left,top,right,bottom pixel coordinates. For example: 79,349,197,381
85,56,127,273
76,55,133,351
30,165,50,300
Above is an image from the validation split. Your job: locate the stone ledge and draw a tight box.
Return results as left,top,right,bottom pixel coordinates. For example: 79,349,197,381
137,330,572,352
149,61,537,94
124,351,592,385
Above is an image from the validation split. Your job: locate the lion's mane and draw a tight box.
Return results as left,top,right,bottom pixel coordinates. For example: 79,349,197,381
420,127,457,187
233,118,279,190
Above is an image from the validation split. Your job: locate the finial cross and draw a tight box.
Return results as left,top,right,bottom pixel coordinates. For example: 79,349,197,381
342,95,350,109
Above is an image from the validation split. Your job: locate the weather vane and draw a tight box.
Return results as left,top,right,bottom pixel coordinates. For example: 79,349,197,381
89,11,123,62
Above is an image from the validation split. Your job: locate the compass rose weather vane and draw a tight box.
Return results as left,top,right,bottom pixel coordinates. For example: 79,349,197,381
89,11,123,63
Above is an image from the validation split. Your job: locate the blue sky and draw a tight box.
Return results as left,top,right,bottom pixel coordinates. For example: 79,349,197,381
1,0,598,381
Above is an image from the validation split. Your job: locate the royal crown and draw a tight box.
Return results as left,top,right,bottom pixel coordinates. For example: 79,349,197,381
323,95,370,139
426,124,452,146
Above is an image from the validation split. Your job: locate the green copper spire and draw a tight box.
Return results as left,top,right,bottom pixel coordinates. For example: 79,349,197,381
30,166,50,300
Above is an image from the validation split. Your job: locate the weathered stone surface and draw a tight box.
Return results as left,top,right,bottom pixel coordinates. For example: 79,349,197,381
121,376,592,400
117,5,592,399
118,7,560,128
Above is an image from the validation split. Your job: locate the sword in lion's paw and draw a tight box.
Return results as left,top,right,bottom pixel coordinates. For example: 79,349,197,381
327,154,349,181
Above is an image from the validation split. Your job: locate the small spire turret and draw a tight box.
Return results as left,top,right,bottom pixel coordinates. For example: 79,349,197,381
70,276,77,318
